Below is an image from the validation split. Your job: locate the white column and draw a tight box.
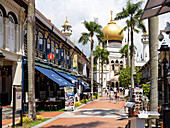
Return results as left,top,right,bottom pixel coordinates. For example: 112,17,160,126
13,58,22,86
3,17,9,50
15,24,19,53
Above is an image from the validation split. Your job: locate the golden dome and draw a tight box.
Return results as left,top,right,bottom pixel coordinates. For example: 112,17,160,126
102,11,124,42
62,17,71,27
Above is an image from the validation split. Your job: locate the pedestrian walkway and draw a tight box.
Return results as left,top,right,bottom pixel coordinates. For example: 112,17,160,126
3,94,128,128
39,95,128,128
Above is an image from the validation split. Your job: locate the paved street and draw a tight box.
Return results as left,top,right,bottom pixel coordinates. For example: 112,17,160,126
37,95,128,128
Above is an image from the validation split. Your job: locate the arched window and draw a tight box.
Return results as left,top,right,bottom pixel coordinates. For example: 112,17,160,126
111,60,114,63
38,32,43,51
112,65,114,70
51,41,54,54
112,82,114,87
55,44,59,59
46,39,51,54
0,10,3,48
120,61,123,64
8,15,15,52
115,60,118,63
116,82,119,88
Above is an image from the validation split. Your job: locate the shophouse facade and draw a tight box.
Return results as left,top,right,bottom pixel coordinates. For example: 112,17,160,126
0,0,26,106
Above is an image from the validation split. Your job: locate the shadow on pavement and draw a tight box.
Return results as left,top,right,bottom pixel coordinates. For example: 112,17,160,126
43,121,125,128
75,109,126,118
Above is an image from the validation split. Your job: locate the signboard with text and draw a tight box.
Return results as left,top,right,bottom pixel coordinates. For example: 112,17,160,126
64,86,74,111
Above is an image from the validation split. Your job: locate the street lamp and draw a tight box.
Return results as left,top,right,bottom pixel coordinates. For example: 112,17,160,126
158,41,169,108
0,50,5,128
158,41,170,127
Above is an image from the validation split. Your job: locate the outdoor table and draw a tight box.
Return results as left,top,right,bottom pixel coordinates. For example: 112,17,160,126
36,100,62,111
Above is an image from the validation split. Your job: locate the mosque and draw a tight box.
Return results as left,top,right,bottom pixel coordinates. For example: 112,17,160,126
93,11,149,89
94,10,125,89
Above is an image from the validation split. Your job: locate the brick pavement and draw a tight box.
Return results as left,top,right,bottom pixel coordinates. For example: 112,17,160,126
41,95,128,128
3,95,128,128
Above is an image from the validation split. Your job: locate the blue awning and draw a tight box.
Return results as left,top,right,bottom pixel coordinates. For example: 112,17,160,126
53,70,78,84
80,81,90,89
35,66,74,86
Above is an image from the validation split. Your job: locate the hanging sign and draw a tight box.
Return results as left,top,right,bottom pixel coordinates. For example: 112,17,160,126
48,53,54,59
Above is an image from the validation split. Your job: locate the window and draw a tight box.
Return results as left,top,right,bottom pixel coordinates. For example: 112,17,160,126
112,65,114,70
0,10,3,48
115,60,119,63
38,38,43,50
8,15,15,52
51,41,54,53
111,60,114,63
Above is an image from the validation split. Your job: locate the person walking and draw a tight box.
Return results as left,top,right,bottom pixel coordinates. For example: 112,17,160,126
109,88,114,103
116,89,120,104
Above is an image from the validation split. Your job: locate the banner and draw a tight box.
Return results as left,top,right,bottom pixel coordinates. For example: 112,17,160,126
64,86,74,111
73,54,77,69
83,63,86,75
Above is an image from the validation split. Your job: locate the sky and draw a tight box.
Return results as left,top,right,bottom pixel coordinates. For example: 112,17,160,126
35,0,170,59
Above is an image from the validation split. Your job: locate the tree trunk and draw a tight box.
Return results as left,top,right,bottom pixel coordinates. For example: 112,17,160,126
101,61,104,92
148,16,159,127
127,28,130,66
98,56,101,97
91,37,94,100
130,16,134,101
27,0,36,120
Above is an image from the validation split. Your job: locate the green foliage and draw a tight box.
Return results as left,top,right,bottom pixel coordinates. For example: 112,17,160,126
119,44,137,58
81,99,89,103
19,115,44,124
36,115,44,120
20,116,33,123
118,65,142,87
93,93,99,99
142,83,150,97
75,102,82,107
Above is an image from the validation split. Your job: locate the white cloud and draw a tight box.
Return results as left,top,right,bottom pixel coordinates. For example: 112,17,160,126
35,0,170,58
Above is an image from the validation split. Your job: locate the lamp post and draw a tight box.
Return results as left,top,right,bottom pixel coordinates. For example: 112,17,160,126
77,74,82,102
158,41,169,108
158,41,170,127
0,50,5,128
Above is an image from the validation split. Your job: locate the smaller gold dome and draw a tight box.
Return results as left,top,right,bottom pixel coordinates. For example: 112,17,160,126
62,17,72,27
102,11,124,42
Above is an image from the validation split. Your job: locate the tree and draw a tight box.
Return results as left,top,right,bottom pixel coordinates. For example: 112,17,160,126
119,44,137,59
114,0,146,100
118,65,142,88
78,19,103,99
118,19,141,65
27,0,36,120
142,83,150,98
94,45,109,96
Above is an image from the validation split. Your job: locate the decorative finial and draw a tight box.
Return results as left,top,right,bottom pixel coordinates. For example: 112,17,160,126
110,10,113,21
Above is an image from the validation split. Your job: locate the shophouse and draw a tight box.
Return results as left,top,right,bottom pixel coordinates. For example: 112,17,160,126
0,0,26,106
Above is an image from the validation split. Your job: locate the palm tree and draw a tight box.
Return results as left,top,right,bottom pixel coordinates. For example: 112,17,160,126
114,0,146,93
94,45,102,83
27,0,36,120
100,48,109,89
119,20,130,66
78,19,103,100
119,44,137,60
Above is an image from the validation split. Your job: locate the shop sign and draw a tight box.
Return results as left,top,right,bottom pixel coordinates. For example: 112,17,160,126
48,53,54,59
73,54,77,69
64,86,74,111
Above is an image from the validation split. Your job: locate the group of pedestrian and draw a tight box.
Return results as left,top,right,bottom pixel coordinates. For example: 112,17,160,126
107,88,120,104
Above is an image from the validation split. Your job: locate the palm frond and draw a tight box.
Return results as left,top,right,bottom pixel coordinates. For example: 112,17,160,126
78,32,90,45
